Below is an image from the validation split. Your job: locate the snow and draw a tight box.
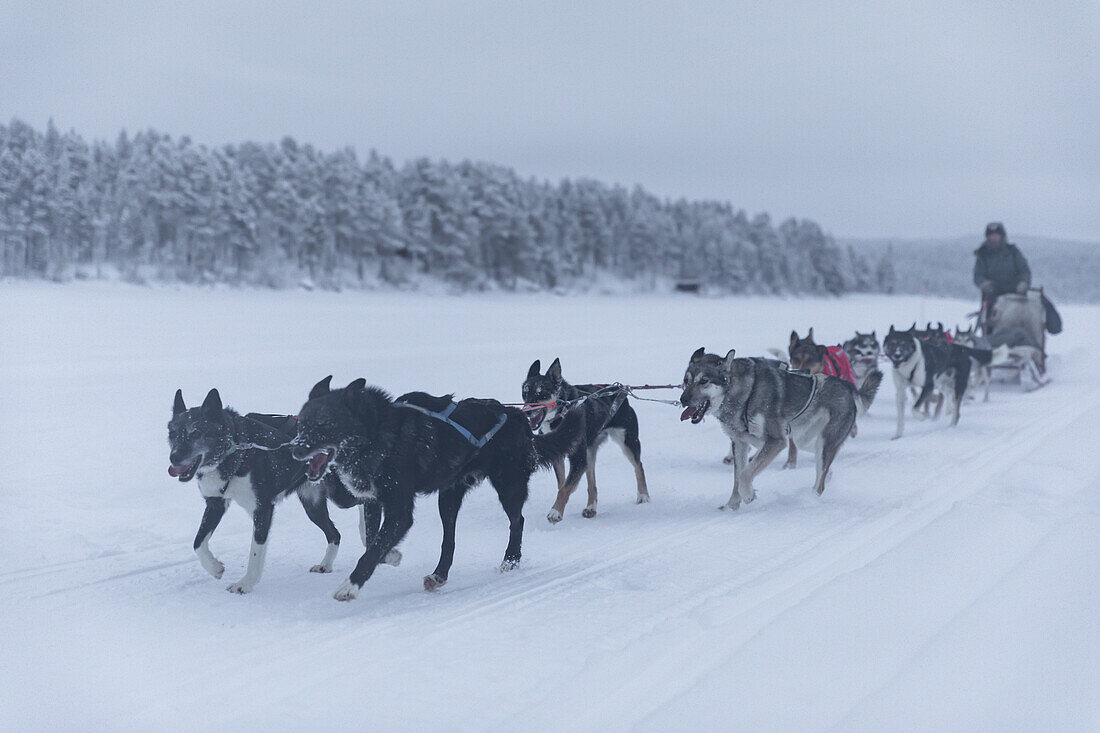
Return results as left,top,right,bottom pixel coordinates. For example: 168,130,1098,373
1,282,1097,731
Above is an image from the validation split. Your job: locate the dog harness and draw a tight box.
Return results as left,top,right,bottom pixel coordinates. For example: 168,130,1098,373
395,400,508,449
823,346,858,386
785,372,820,435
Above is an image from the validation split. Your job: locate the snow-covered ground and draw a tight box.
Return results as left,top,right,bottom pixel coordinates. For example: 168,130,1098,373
1,283,1097,732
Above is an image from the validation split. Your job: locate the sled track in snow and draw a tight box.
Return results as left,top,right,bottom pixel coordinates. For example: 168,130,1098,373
118,381,1093,725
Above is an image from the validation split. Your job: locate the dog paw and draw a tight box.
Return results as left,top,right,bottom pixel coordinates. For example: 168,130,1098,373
719,501,740,512
225,580,255,594
333,579,360,602
722,454,735,465
383,549,402,567
423,573,447,591
546,508,563,524
891,433,903,441
740,490,756,504
781,461,796,470
309,564,333,574
500,558,520,572
582,505,597,518
636,494,650,504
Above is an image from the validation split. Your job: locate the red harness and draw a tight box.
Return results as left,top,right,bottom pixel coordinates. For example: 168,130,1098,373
823,346,858,386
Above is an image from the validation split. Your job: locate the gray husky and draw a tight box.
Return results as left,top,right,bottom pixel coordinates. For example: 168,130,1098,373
679,348,880,509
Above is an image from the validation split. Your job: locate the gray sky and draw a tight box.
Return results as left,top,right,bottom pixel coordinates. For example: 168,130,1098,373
2,1,1097,240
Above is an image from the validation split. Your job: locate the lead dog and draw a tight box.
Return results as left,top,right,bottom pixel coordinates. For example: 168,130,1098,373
288,376,583,600
679,347,879,510
168,388,374,594
522,358,650,523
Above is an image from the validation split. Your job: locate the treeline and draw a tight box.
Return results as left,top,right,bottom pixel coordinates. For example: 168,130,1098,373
0,118,895,293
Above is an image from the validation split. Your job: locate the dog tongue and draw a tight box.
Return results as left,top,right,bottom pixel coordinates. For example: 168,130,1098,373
680,405,695,422
309,453,328,474
168,465,182,477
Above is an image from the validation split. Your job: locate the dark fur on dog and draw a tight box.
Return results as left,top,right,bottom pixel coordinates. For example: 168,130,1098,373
523,358,650,523
168,388,351,593
289,376,583,601
883,324,993,439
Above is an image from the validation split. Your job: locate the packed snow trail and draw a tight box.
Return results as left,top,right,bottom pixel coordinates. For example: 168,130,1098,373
0,283,1096,731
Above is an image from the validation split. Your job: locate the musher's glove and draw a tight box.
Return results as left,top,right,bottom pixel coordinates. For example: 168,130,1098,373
1015,281,1028,294
980,280,994,294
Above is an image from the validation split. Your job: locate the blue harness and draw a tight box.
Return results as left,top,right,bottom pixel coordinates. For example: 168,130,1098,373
396,400,508,449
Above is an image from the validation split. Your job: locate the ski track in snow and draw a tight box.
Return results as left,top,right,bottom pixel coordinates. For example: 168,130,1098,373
0,282,1097,732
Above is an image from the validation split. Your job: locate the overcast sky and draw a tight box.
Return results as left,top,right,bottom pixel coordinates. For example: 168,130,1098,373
2,1,1097,240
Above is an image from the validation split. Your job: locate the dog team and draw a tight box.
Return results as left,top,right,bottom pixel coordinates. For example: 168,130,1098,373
167,320,998,601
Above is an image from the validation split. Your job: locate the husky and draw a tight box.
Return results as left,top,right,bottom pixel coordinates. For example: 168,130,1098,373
783,330,881,468
841,331,882,387
288,376,583,601
679,347,879,509
953,325,993,401
168,388,373,594
522,358,650,523
882,324,993,439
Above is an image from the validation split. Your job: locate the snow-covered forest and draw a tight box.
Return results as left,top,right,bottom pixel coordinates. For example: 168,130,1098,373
0,119,888,293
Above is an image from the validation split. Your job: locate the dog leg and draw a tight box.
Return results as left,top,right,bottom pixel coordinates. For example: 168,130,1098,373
336,498,414,601
723,440,736,465
551,457,566,491
615,427,650,504
547,452,587,523
743,437,786,501
299,490,341,573
722,440,747,511
782,437,797,469
424,485,469,590
493,472,529,571
892,380,907,440
226,502,274,594
582,448,599,518
359,501,399,565
812,429,845,496
194,497,228,579
982,368,991,402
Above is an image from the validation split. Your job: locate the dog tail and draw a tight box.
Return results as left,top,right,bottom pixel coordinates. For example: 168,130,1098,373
766,347,786,360
959,345,994,365
855,369,883,416
532,407,584,468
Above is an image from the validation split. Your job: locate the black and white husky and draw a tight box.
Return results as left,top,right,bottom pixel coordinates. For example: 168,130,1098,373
288,376,583,601
882,325,993,439
522,358,650,523
168,388,366,593
679,347,880,509
953,325,993,401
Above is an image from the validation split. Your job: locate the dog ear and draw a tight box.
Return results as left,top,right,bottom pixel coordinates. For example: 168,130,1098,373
723,349,737,370
871,330,876,339
909,322,917,332
807,327,814,342
201,388,222,415
309,375,333,400
888,325,896,334
347,377,366,392
789,330,799,348
527,360,541,380
691,347,706,362
173,389,186,416
547,358,562,382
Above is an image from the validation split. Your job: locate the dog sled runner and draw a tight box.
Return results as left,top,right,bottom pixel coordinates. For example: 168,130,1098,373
974,286,1050,391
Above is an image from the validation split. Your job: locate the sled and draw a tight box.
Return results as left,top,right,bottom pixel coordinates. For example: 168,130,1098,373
973,287,1050,390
